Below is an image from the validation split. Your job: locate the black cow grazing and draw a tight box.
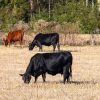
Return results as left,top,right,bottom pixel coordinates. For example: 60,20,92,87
29,33,60,51
20,51,73,84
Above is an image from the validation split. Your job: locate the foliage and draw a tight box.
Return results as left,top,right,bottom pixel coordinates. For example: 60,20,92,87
0,0,99,33
79,5,98,33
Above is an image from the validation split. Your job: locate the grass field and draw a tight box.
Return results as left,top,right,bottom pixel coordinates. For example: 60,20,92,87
0,45,100,100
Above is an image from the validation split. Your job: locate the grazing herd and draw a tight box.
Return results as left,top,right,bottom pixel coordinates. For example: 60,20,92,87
3,29,73,84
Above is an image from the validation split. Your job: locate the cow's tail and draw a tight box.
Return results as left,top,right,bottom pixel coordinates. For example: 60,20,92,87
57,42,60,51
69,54,73,80
67,52,73,80
70,63,72,79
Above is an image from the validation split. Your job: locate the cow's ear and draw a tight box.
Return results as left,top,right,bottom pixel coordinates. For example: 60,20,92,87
19,74,24,76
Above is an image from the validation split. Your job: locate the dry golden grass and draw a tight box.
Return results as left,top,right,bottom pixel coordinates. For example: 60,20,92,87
0,45,100,100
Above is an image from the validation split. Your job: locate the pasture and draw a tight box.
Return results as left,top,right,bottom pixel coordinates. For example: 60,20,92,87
0,45,100,100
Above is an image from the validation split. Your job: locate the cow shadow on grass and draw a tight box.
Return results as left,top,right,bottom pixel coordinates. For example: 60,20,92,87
33,50,78,53
66,80,98,85
53,50,78,53
37,80,98,85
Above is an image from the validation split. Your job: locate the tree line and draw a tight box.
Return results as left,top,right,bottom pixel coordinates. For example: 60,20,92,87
0,0,100,33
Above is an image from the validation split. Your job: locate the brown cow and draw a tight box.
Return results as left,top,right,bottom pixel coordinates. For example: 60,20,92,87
3,30,24,46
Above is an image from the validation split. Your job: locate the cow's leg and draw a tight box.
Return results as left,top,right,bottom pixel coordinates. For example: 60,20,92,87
19,40,23,48
39,46,42,52
40,45,42,52
34,76,38,83
8,41,10,47
37,42,42,52
63,67,67,84
66,71,70,83
42,73,46,82
57,43,60,51
8,43,10,47
63,66,70,84
20,40,22,45
53,44,56,51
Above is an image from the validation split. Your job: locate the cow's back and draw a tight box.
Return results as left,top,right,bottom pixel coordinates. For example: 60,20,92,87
34,33,59,45
13,30,24,40
42,51,72,75
7,30,24,41
35,33,58,40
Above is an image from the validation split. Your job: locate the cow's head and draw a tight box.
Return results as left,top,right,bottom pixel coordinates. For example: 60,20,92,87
19,73,31,84
29,42,35,50
3,38,8,46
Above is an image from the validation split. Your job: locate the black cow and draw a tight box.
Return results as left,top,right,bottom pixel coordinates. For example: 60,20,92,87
20,51,73,84
29,33,60,51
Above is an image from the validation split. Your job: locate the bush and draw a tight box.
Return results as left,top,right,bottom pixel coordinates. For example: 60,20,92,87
10,21,29,32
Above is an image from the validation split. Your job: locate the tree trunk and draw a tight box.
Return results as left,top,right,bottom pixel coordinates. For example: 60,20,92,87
92,0,94,8
90,33,95,45
86,0,88,7
37,0,40,14
11,0,17,15
49,0,51,19
29,0,33,18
